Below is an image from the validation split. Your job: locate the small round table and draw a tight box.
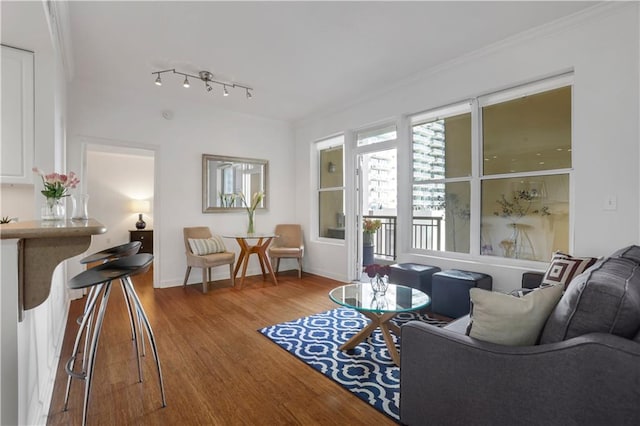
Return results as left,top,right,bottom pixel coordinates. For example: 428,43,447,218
223,233,278,288
329,282,430,366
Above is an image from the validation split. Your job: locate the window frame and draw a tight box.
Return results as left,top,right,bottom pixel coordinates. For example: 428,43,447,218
408,74,574,265
410,101,473,254
315,134,346,243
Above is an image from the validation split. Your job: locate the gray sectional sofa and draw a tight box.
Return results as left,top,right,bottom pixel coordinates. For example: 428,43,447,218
400,246,640,425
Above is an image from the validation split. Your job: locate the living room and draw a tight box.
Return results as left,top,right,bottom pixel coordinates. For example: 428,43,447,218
1,1,639,425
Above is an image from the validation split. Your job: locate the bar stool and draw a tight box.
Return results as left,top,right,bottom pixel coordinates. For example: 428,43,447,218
65,253,166,426
64,241,143,410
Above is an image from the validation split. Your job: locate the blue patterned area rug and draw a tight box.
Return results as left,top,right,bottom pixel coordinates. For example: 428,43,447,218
258,307,448,422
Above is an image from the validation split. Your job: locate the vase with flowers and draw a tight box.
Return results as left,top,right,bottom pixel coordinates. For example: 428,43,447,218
364,263,391,295
363,218,381,246
238,191,265,234
33,167,79,221
362,218,381,265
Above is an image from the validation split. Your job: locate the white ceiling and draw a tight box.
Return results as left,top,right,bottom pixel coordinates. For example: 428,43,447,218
44,2,603,122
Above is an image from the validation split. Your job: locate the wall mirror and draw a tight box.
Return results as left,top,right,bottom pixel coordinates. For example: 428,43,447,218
202,154,268,213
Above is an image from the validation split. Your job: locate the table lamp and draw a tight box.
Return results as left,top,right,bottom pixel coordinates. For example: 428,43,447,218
130,199,151,230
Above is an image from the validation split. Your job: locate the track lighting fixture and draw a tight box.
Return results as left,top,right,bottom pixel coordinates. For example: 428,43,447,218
152,68,253,98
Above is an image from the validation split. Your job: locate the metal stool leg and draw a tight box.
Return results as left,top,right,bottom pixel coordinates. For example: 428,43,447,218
82,281,113,426
123,276,167,407
121,280,137,341
63,283,103,411
120,279,143,382
76,286,100,379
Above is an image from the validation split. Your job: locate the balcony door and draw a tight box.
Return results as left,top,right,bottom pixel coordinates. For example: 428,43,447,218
353,123,398,280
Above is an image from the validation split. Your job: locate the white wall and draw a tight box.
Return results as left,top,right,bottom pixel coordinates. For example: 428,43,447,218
67,82,296,287
294,4,640,292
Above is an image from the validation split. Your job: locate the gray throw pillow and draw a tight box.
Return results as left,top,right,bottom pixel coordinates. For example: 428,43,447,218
540,256,640,344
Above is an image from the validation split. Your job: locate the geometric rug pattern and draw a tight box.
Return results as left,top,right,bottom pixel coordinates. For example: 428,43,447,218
258,307,448,422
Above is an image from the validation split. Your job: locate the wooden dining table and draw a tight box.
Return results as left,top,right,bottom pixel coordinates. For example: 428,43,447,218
223,233,278,288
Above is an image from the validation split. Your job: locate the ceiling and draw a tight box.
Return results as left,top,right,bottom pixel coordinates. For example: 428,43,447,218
21,1,603,123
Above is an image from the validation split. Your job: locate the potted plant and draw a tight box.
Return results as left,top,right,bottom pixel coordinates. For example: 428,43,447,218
363,218,381,246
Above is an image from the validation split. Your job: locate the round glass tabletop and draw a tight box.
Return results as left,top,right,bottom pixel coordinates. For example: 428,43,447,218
329,282,430,313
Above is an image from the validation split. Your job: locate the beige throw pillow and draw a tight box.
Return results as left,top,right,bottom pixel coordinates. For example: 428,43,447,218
188,236,227,255
466,284,564,346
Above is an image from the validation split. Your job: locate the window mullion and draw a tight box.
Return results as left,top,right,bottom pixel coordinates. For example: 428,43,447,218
470,98,481,256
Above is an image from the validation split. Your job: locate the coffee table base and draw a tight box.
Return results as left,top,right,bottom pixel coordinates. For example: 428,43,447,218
339,310,403,366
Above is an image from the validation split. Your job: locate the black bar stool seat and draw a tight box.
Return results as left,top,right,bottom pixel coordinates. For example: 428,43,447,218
79,240,141,265
64,253,166,426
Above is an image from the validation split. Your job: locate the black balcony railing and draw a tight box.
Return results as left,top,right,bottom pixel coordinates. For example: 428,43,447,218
363,215,442,260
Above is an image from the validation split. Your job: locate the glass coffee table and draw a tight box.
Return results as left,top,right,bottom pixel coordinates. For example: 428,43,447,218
329,283,430,366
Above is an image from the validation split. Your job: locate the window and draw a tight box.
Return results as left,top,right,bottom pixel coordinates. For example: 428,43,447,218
411,75,572,261
481,83,571,261
412,104,472,253
317,135,345,240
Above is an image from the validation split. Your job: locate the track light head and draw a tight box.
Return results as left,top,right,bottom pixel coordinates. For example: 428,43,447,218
223,85,229,97
246,89,252,99
183,76,190,88
206,83,213,92
155,74,162,86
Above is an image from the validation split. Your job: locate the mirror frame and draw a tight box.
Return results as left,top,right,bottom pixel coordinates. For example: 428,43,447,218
202,154,269,213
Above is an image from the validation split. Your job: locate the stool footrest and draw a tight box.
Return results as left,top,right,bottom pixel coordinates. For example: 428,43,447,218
65,356,86,380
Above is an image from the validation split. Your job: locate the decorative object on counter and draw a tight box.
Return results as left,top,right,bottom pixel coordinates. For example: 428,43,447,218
130,199,151,230
1,216,17,224
365,263,391,295
238,191,264,235
33,167,79,221
71,194,90,221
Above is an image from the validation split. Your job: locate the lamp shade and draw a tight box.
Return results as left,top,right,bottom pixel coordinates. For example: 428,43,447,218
129,199,151,214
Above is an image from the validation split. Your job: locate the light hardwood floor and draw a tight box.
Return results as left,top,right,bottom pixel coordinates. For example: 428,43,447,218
47,269,398,425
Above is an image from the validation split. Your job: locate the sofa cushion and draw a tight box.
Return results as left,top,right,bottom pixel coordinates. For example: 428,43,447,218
609,245,640,264
188,236,227,255
466,284,563,346
540,251,598,289
540,257,640,344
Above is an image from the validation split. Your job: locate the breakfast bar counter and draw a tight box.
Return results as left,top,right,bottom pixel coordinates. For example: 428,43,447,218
1,219,107,317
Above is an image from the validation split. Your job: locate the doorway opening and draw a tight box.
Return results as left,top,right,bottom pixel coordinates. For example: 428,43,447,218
83,142,157,286
356,147,397,280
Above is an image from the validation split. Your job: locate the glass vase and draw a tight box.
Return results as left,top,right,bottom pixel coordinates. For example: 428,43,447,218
370,274,389,295
71,194,89,220
42,197,65,221
247,210,255,235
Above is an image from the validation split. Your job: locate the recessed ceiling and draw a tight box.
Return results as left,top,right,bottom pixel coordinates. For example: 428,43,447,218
64,1,598,123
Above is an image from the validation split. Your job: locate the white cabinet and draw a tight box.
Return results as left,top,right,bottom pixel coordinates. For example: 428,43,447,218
1,45,34,184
